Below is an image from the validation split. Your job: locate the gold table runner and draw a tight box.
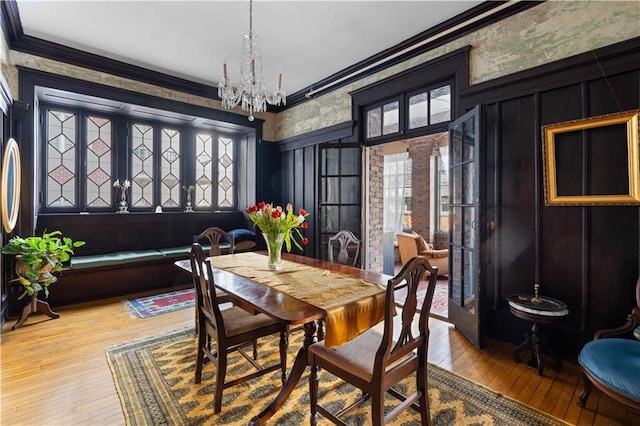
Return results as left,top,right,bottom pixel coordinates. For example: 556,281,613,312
208,252,386,347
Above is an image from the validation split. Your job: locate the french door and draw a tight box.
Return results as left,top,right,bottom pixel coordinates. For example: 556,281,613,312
448,105,484,348
317,143,362,263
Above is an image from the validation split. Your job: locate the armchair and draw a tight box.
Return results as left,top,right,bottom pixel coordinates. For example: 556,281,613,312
577,276,640,411
396,232,448,277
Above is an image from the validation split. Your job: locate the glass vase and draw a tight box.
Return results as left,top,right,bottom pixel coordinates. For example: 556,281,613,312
263,232,286,271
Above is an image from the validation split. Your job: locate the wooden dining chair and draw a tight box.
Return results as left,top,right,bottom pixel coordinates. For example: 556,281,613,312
192,228,260,358
308,256,438,426
328,229,361,267
189,243,288,414
193,226,235,257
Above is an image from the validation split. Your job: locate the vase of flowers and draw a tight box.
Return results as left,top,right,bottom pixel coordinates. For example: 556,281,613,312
246,202,309,271
262,231,286,270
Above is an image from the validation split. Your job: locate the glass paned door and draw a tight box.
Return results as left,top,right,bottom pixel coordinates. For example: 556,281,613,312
318,143,361,264
448,105,484,348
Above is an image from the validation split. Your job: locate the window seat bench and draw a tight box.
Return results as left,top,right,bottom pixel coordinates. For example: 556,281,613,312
32,212,256,307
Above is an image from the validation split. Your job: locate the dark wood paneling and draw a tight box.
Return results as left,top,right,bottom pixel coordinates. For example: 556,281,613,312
35,212,249,256
498,96,537,299
467,40,640,358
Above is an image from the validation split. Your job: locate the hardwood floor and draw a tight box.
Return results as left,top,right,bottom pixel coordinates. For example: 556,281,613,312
1,289,637,425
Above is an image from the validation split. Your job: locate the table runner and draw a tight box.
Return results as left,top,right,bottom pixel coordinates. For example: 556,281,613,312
208,252,386,347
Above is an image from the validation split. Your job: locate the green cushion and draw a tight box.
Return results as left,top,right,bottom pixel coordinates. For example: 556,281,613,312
158,244,233,259
157,245,193,259
70,250,165,269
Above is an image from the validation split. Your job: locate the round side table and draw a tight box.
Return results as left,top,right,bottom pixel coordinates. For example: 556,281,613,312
506,293,569,377
10,278,60,330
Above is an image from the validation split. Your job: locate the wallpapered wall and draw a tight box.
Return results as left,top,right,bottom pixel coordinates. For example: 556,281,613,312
0,1,638,142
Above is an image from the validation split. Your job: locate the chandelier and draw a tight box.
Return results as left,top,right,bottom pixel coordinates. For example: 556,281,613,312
218,0,286,121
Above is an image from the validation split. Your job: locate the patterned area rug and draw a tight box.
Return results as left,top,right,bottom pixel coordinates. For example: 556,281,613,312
125,288,195,318
396,279,448,317
106,328,568,426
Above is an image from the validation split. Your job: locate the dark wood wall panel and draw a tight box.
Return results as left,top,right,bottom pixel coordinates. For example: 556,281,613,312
587,207,638,328
588,71,640,115
497,96,537,299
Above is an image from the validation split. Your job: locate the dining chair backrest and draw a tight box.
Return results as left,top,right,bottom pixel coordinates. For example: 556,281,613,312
328,230,361,267
193,226,235,257
189,243,224,332
376,256,438,375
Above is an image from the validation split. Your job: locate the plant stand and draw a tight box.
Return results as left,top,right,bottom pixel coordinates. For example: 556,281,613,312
10,278,59,330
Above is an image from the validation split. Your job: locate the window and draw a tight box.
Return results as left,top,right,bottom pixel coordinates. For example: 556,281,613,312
363,83,452,143
194,132,235,209
366,99,400,139
130,123,155,208
435,146,450,231
383,152,412,233
42,105,237,212
408,84,451,130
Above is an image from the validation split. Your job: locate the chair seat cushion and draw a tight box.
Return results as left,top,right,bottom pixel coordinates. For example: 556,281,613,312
309,329,382,383
579,338,640,401
222,306,279,337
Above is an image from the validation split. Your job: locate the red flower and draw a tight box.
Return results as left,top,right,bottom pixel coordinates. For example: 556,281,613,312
301,222,308,229
257,201,265,209
271,209,282,218
302,237,309,245
246,205,257,213
299,208,307,216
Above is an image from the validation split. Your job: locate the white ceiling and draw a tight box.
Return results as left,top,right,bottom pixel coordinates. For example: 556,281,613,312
15,0,483,96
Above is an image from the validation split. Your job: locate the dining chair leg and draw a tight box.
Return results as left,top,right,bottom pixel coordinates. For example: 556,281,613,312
371,388,384,426
253,340,259,360
309,360,319,426
417,365,431,425
194,329,205,384
213,352,228,414
279,330,288,384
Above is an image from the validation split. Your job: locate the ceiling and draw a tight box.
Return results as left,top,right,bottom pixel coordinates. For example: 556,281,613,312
14,0,484,97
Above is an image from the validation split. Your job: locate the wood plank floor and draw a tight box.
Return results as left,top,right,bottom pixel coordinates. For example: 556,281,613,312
1,288,638,426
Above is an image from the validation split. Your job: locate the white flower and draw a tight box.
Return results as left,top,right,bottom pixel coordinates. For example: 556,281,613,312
297,215,305,225
113,179,120,187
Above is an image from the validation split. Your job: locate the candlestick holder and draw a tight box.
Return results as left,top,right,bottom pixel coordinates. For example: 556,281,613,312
183,185,195,213
114,179,131,214
531,283,541,304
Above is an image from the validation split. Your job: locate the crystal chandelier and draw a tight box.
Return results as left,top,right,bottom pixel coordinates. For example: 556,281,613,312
218,0,286,121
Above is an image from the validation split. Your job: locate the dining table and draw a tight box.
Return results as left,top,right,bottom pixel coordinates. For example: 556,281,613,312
174,250,391,425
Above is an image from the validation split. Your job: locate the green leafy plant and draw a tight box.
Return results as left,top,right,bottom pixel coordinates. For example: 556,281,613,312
1,231,86,299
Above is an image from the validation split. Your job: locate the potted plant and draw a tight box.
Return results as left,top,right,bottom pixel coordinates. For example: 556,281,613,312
1,231,85,299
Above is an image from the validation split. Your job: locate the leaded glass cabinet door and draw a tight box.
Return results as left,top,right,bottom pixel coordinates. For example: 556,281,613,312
318,143,361,265
448,105,484,348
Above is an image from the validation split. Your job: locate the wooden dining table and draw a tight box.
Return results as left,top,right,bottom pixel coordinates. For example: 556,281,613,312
174,251,391,425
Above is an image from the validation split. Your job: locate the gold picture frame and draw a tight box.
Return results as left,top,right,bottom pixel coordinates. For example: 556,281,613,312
1,138,21,232
542,109,640,206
